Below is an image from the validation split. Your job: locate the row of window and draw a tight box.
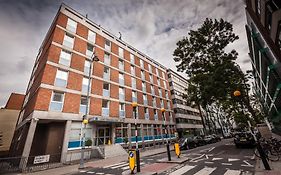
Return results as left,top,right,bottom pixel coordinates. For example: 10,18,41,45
175,118,202,125
173,108,200,116
64,18,167,79
50,91,172,120
54,67,170,107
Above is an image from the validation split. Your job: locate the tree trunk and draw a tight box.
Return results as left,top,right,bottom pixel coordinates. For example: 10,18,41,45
197,103,207,136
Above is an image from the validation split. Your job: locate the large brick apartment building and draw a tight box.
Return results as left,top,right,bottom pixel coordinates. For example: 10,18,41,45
10,4,176,164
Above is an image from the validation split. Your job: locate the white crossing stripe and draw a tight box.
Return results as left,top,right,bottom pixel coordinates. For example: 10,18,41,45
212,158,223,161
96,173,104,175
86,172,95,174
103,162,126,168
194,167,216,175
228,158,239,162
222,163,232,166
169,165,196,175
110,162,128,169
224,169,241,175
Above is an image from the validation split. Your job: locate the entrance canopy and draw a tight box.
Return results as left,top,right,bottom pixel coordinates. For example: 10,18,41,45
89,116,125,123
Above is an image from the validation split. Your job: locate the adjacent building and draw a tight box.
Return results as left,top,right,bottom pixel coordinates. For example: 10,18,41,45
10,4,176,165
0,93,24,157
167,69,203,137
245,0,281,132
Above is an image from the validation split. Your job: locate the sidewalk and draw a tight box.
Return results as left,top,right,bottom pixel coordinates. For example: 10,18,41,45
22,145,174,175
255,133,281,175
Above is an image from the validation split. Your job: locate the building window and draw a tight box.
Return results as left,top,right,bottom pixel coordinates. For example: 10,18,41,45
156,68,159,76
148,64,152,72
59,50,71,67
159,88,163,97
142,81,146,92
161,99,164,108
119,72,124,85
151,85,155,95
86,43,94,57
143,94,148,105
50,91,64,111
130,53,134,64
80,96,87,114
88,30,96,43
63,33,74,49
167,101,170,109
140,59,144,68
66,18,77,33
150,74,153,83
104,52,110,65
82,77,90,93
55,69,68,87
103,83,110,97
102,100,109,116
162,72,165,79
157,78,160,86
119,103,125,118
103,66,110,80
132,91,137,102
132,77,136,89
154,109,158,120
119,47,124,58
131,65,135,75
152,97,156,107
119,87,125,101
105,39,111,51
164,81,167,89
165,91,169,99
84,60,91,75
141,70,145,80
144,107,149,120
119,59,124,70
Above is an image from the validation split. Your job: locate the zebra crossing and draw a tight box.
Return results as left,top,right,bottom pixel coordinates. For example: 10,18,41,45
164,165,253,175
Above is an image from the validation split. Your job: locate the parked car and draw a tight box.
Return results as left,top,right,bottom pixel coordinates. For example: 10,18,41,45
223,133,232,138
180,137,197,150
234,132,256,148
193,136,207,146
212,134,222,141
204,135,216,144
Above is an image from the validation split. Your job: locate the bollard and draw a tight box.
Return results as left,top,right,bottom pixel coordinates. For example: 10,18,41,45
174,143,181,158
128,150,136,174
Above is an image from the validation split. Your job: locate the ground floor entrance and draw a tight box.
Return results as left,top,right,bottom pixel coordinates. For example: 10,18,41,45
95,126,111,145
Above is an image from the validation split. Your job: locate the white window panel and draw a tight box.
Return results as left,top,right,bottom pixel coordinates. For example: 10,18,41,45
131,66,135,75
132,77,136,89
104,53,110,65
50,91,64,111
130,54,134,64
66,18,77,33
140,59,144,68
84,60,91,75
88,30,96,43
86,43,94,57
63,33,74,48
119,47,124,58
119,73,124,85
82,77,90,93
150,74,153,83
55,70,68,87
104,67,110,80
148,64,152,72
105,39,111,51
59,50,71,67
119,59,124,70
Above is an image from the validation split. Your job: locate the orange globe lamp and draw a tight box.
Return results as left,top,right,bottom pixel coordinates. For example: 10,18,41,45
233,90,241,97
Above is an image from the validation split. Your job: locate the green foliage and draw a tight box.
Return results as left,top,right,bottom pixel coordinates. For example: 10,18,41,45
85,139,92,146
173,18,263,126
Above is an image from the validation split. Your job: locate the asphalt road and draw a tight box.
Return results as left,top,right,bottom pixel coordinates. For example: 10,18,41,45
75,139,256,175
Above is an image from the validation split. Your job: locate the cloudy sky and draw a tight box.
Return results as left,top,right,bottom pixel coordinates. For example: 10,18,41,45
0,0,251,107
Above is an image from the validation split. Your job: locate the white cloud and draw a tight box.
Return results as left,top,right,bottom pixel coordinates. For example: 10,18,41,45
0,0,251,106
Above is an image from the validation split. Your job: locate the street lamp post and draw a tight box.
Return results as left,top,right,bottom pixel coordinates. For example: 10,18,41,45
161,108,171,161
79,52,99,169
132,102,140,172
233,90,270,170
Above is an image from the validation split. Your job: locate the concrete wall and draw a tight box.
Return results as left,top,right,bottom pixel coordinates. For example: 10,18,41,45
0,109,20,156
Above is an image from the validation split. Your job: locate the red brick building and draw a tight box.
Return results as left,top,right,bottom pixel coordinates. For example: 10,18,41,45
10,4,175,164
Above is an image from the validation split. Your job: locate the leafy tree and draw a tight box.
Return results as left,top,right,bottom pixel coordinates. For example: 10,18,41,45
173,18,262,128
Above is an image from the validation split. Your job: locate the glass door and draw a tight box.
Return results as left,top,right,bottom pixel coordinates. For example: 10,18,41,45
96,126,111,145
